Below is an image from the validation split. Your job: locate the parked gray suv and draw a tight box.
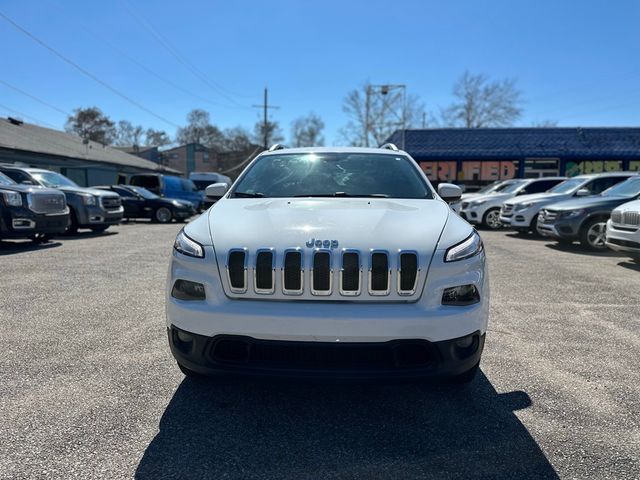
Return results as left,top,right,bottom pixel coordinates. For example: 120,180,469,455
0,166,123,233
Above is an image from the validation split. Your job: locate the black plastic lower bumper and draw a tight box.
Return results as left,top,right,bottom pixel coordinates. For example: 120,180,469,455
168,325,485,380
0,208,69,239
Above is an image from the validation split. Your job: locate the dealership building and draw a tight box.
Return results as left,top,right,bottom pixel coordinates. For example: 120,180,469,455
0,117,180,186
386,127,640,188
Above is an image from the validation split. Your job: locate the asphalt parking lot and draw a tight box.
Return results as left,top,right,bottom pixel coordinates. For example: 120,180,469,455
0,223,639,479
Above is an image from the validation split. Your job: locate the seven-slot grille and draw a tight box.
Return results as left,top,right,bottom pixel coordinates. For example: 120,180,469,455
28,192,66,214
100,196,122,210
225,249,420,299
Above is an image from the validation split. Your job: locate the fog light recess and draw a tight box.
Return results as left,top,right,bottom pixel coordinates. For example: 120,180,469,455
172,279,206,301
442,284,480,306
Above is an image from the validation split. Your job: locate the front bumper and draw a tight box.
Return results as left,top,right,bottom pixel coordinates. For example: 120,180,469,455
499,208,536,228
459,207,482,224
0,207,69,238
605,220,640,256
77,205,124,227
168,325,485,379
536,217,580,239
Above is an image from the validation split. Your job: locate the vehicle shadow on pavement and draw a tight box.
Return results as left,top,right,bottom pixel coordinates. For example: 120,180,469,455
504,232,548,242
61,231,119,241
0,240,61,255
136,373,559,479
544,242,622,257
617,260,640,271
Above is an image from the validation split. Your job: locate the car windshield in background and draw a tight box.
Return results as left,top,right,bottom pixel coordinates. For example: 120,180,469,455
601,177,640,197
232,153,433,199
0,172,16,186
127,186,158,199
548,178,584,194
31,171,78,188
499,180,528,194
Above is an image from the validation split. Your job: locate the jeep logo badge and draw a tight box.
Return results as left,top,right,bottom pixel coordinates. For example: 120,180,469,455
306,238,339,249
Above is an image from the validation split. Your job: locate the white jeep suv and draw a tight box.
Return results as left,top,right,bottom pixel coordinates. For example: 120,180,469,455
460,177,565,229
166,145,489,382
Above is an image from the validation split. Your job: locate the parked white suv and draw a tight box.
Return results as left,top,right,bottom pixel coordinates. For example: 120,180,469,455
606,199,640,261
500,173,637,234
167,145,489,382
450,179,521,215
460,177,565,229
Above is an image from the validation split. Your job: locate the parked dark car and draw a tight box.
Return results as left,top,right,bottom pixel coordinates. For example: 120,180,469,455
0,171,69,242
537,175,640,250
94,185,195,223
128,174,202,210
0,166,123,233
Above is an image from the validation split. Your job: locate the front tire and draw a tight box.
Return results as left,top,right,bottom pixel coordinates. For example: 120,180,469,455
483,208,502,230
154,207,173,223
66,208,79,235
580,218,608,251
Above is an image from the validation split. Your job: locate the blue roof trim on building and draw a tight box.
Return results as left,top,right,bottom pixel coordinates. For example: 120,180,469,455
387,128,640,159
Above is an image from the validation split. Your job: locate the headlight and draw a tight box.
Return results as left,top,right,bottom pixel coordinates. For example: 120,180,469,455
81,194,97,206
562,209,585,218
514,203,532,211
445,231,484,262
0,190,22,207
174,229,204,258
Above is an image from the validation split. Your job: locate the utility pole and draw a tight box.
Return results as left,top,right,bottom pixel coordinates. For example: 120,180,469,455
252,87,279,149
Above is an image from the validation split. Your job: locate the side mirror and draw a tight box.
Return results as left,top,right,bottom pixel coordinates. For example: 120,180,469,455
575,188,590,197
205,182,229,199
437,183,462,203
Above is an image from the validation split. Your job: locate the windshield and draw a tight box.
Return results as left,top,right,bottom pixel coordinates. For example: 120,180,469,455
548,178,585,194
0,172,16,186
127,185,159,199
499,180,528,194
31,171,78,188
601,177,640,197
232,153,433,199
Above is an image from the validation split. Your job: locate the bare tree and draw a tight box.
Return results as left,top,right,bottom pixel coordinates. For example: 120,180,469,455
221,127,254,152
440,72,523,128
290,113,325,147
176,109,225,148
114,120,144,146
65,107,116,144
144,128,171,147
253,119,284,147
340,84,426,147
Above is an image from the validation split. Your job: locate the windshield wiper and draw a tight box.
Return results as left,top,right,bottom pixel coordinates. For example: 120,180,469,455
293,192,390,198
233,191,264,198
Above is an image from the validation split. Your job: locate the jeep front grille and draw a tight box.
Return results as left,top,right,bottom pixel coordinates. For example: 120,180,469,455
224,248,421,300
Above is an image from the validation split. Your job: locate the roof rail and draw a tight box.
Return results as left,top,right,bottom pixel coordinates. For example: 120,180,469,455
380,143,399,151
267,143,288,152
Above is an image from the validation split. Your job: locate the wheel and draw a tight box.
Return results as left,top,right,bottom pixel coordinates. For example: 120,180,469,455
90,226,109,233
482,208,502,230
154,207,173,223
66,208,78,234
448,362,480,384
177,362,202,378
579,218,608,251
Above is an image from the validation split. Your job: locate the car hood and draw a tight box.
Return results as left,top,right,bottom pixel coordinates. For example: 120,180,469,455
0,184,62,195
612,199,640,214
206,197,451,256
57,185,119,197
546,195,633,211
466,192,514,205
506,192,565,205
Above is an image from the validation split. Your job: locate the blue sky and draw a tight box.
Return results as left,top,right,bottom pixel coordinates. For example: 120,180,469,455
1,0,639,144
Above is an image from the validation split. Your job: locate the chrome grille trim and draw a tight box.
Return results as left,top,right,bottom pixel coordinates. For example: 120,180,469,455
311,249,333,296
282,248,304,295
623,211,640,226
397,250,420,296
368,249,391,296
27,192,67,214
254,248,276,294
100,196,122,209
339,249,361,296
226,248,248,294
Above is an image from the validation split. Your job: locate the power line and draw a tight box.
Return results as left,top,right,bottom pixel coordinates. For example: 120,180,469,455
118,0,256,106
0,79,70,117
0,10,180,129
46,0,248,111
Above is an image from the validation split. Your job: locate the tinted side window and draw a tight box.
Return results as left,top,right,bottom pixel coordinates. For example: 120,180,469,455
131,176,159,190
527,179,564,194
113,187,134,197
1,169,30,183
587,177,628,194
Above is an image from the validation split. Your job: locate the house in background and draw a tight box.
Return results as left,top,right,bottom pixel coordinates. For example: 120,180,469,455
386,127,640,190
0,117,180,186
